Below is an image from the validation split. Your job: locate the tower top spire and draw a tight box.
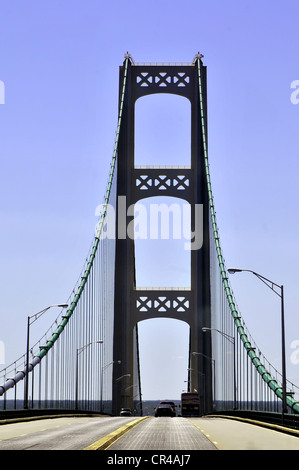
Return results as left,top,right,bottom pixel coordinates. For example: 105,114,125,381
124,51,135,64
192,51,204,63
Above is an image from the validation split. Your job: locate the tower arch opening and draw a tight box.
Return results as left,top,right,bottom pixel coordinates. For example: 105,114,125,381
137,318,190,402
134,93,191,167
133,196,191,289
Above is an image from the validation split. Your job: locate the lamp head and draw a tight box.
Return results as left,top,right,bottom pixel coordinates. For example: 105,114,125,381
227,268,243,274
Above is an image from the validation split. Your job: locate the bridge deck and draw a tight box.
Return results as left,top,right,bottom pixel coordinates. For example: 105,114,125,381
108,416,299,451
1,415,299,450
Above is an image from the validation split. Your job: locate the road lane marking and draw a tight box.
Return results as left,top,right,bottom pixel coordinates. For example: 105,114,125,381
203,415,299,438
0,417,90,441
85,417,151,450
188,419,219,449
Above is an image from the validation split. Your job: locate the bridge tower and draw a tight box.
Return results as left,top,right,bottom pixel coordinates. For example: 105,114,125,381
112,56,212,415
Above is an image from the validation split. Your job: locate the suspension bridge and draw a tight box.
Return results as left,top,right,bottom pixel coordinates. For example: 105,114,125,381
1,53,299,440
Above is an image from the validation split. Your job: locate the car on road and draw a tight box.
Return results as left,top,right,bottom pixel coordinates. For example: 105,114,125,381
120,408,132,416
155,401,176,417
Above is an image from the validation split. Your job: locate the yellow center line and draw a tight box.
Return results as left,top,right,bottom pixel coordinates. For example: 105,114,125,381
85,416,151,450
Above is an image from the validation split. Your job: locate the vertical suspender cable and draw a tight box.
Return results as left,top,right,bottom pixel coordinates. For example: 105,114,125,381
0,58,130,406
196,56,299,413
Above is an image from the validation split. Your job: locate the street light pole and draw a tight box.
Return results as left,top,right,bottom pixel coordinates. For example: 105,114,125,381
280,284,287,417
192,351,216,406
24,303,68,410
100,360,121,413
202,327,237,410
228,267,287,419
75,340,103,410
187,368,206,414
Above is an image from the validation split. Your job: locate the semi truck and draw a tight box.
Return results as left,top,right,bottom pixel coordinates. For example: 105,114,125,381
181,392,200,417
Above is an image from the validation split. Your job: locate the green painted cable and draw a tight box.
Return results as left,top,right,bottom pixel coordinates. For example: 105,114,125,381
197,58,299,413
37,57,129,362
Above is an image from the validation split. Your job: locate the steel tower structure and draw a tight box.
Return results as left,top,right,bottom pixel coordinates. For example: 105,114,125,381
112,55,213,415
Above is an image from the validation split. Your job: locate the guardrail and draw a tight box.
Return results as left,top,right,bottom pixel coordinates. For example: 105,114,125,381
0,408,111,423
207,410,299,431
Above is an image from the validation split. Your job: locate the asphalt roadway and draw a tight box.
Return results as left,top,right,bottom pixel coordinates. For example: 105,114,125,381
1,415,299,451
108,416,299,451
0,416,136,450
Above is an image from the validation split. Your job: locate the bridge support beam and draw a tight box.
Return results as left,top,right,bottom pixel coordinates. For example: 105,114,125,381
112,57,213,416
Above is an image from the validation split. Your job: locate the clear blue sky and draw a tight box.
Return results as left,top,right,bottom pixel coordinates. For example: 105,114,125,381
1,0,299,400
